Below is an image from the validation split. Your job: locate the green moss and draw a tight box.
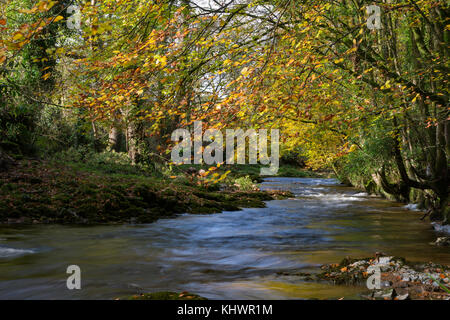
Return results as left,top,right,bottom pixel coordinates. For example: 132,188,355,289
77,204,100,218
1,183,17,192
193,191,223,201
122,291,207,300
0,160,290,225
190,205,221,214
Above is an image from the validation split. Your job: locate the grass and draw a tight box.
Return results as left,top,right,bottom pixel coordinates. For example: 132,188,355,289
176,163,326,183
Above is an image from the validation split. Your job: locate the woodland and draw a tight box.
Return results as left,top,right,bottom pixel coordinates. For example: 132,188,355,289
0,0,448,224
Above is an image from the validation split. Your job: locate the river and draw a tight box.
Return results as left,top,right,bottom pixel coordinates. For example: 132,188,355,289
0,177,449,299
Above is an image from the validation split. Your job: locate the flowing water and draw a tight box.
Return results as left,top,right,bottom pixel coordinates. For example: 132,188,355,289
0,177,449,299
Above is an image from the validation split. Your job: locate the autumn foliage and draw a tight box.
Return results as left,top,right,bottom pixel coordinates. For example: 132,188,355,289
0,1,449,220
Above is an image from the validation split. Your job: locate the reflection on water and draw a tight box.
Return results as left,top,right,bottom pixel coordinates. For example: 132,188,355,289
0,177,448,299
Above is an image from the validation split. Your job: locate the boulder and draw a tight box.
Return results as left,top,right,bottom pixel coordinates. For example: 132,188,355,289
433,237,450,246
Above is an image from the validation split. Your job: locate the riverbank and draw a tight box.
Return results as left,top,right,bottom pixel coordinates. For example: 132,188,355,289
344,177,449,237
177,163,330,183
120,253,450,300
278,254,450,300
0,160,295,224
1,176,449,300
131,254,450,300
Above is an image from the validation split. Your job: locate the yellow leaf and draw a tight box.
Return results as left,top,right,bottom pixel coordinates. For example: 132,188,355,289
38,1,47,11
241,67,250,76
54,16,64,23
13,33,24,41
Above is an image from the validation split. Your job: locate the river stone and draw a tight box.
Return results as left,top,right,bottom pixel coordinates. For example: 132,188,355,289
382,289,394,299
377,256,392,264
434,237,450,246
395,292,409,300
350,260,367,268
382,265,393,272
372,288,394,299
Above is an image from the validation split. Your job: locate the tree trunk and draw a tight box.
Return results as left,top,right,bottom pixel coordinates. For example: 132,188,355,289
91,121,102,152
108,115,122,152
126,121,137,164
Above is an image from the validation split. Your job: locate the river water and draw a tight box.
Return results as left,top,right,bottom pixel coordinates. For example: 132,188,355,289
0,177,449,299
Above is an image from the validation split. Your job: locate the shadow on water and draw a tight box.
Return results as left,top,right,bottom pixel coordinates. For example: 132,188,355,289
0,177,448,299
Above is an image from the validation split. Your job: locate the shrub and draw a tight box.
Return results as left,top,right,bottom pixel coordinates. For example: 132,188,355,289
234,175,256,191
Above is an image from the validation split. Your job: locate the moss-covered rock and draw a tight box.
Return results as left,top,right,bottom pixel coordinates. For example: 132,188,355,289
120,291,207,300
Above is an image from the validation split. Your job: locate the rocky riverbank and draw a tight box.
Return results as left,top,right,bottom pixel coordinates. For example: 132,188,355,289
124,255,450,300
320,255,450,300
279,254,450,300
